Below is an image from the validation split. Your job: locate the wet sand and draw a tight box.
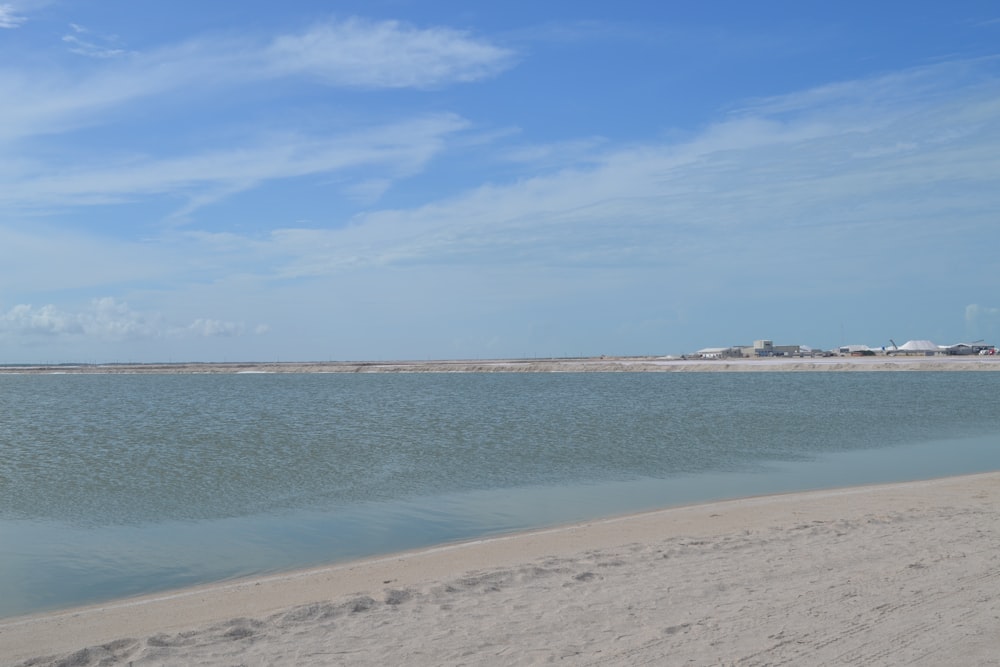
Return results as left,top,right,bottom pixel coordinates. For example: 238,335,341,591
5,472,999,666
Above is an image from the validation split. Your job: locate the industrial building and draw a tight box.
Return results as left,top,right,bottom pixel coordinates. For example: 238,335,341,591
694,339,815,359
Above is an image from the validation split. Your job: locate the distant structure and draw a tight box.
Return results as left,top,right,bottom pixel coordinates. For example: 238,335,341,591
942,341,994,355
889,340,940,356
888,340,995,356
746,339,804,357
838,344,875,355
693,339,819,359
691,337,995,359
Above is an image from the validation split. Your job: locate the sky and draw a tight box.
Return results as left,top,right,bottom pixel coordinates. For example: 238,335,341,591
2,1,999,363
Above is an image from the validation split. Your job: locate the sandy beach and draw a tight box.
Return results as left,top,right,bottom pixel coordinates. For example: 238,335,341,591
4,472,999,666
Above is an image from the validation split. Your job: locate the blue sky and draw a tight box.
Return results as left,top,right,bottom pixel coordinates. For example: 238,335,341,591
2,1,999,363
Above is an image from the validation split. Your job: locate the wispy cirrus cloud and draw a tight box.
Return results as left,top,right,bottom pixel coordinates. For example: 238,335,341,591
0,17,515,143
8,56,998,290
2,113,469,215
3,46,998,359
62,23,130,58
265,18,517,88
0,17,513,219
0,3,26,28
229,58,1000,284
736,56,1000,119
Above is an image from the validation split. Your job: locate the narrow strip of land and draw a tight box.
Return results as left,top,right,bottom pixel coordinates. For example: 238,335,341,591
2,355,1000,374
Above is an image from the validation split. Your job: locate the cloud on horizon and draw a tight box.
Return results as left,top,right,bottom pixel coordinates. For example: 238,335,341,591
0,298,261,341
2,18,998,359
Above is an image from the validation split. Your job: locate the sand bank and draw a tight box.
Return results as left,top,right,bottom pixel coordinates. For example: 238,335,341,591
2,355,1000,374
5,472,999,665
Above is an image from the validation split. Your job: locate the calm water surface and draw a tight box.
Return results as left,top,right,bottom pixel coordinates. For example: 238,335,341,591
1,372,998,617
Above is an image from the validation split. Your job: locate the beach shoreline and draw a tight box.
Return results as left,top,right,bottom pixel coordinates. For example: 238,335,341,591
5,472,999,665
2,355,1000,374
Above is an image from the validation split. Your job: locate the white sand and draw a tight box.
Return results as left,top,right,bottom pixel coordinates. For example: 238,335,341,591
4,473,999,666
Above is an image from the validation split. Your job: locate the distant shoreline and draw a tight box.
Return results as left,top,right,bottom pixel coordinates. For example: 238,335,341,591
2,355,1000,374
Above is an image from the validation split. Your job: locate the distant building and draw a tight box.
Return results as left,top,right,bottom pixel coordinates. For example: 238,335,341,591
742,340,803,357
691,338,829,359
890,340,940,356
695,346,743,359
942,342,994,355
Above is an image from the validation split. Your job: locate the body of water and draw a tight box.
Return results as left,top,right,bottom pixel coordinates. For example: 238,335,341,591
1,371,998,618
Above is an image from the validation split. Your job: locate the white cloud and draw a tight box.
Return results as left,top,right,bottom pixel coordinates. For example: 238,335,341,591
3,114,469,214
0,18,513,144
1,304,82,335
3,55,987,294
0,4,25,28
0,298,254,341
3,53,1000,360
736,59,986,118
265,18,516,88
50,15,511,82
0,65,174,144
0,298,160,339
62,24,129,59
0,15,515,246
221,59,1000,283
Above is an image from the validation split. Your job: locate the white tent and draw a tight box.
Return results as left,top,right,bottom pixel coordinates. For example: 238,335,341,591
897,339,939,351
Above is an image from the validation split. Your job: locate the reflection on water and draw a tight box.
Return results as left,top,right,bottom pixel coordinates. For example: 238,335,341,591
1,372,998,617
2,432,997,618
